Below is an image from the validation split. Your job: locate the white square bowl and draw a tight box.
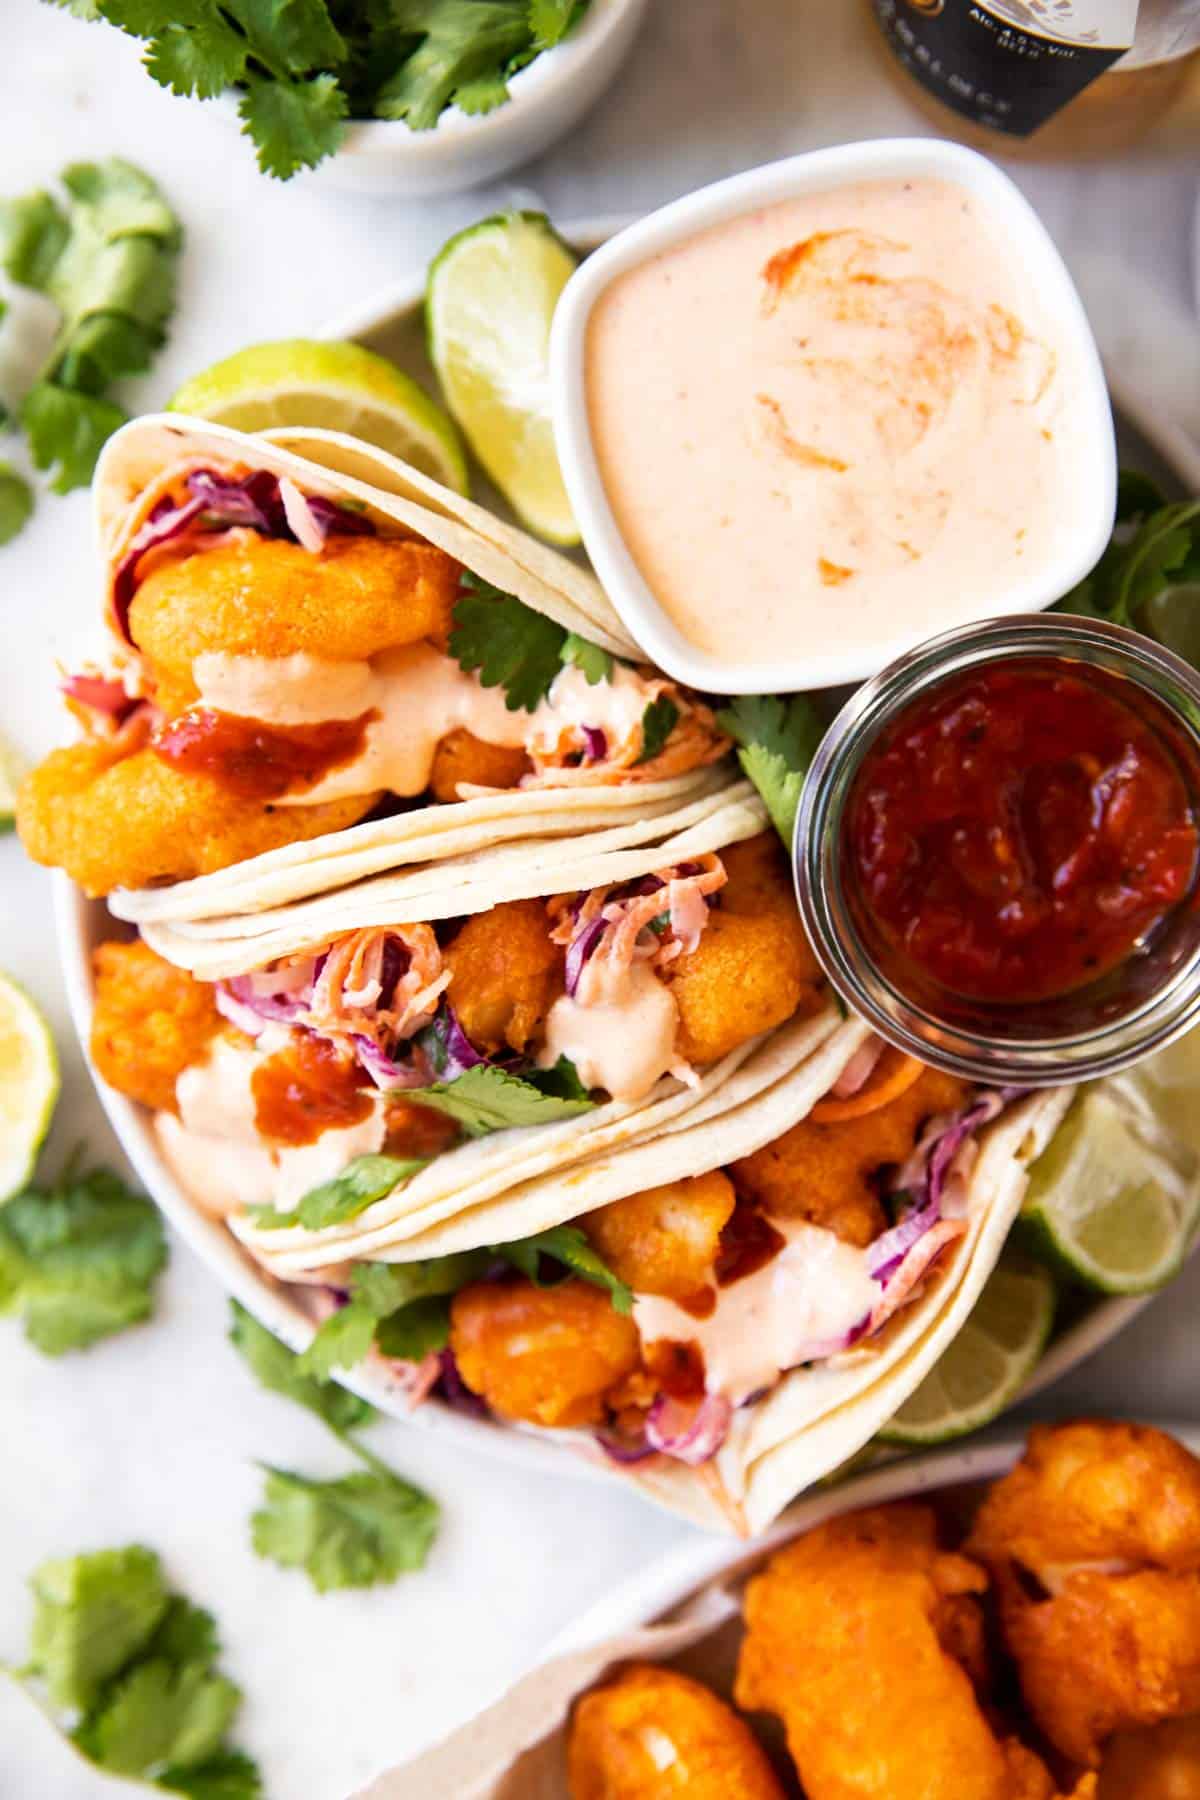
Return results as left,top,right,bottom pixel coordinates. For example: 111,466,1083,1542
549,139,1118,695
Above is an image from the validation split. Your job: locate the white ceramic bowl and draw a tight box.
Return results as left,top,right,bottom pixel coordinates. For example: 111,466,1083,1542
549,139,1118,694
215,0,647,198
53,224,1196,1503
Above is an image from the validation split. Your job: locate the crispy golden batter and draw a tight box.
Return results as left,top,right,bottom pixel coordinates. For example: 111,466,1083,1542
128,535,460,709
719,831,798,916
429,728,530,802
584,1172,737,1305
1099,1714,1200,1797
1005,1743,1097,1800
668,910,822,1066
443,900,564,1056
90,938,221,1113
17,744,374,896
734,1504,1013,1800
568,1664,785,1799
730,1066,970,1249
969,1423,1200,1768
449,1278,640,1429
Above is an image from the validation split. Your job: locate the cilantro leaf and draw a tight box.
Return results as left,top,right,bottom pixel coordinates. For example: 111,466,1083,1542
0,1163,167,1355
1057,494,1200,667
76,1660,241,1778
28,1546,169,1712
143,1598,220,1673
375,1,532,131
228,1301,374,1432
237,70,349,180
635,694,679,764
522,1054,592,1103
374,1294,451,1360
298,1251,488,1378
561,630,614,685
251,1466,438,1590
158,1748,264,1800
448,575,568,712
496,1224,632,1313
717,693,824,846
21,383,127,494
529,0,586,47
247,1153,426,1231
0,462,33,544
142,17,249,99
414,1063,595,1137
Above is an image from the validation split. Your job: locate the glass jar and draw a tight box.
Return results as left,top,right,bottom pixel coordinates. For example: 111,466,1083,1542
867,0,1200,154
794,615,1200,1086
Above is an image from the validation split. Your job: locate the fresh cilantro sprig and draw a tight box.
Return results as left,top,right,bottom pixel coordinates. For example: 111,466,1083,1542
497,1224,633,1314
246,1153,428,1232
0,158,182,506
413,1059,595,1137
0,462,34,544
228,1302,441,1592
717,693,825,847
635,694,679,765
449,573,616,712
0,1158,167,1355
1057,472,1200,665
53,1,592,180
18,1544,260,1796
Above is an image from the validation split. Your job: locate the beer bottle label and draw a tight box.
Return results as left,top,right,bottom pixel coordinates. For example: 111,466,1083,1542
872,0,1139,135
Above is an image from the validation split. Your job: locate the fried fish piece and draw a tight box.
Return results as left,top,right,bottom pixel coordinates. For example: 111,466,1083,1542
735,1504,1016,1800
568,1663,785,1799
449,1278,640,1429
91,938,222,1113
428,728,530,802
17,743,375,896
128,535,460,709
584,1171,738,1306
1099,1714,1200,1797
730,1066,969,1249
443,899,564,1056
968,1422,1200,1768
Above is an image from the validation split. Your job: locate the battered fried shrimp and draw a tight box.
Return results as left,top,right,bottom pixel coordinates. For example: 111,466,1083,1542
128,535,460,708
443,899,564,1055
968,1422,1200,1767
449,1278,640,1428
718,831,797,916
428,729,530,802
730,1066,970,1249
667,910,822,1066
735,1504,1013,1800
1005,1743,1097,1800
17,744,375,896
584,1172,737,1306
91,938,221,1113
1099,1714,1200,1797
568,1663,786,1799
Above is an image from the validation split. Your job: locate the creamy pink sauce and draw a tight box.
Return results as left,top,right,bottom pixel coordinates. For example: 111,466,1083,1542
586,178,1088,669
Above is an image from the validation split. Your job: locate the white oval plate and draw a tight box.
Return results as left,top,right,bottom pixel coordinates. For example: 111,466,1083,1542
55,223,1200,1503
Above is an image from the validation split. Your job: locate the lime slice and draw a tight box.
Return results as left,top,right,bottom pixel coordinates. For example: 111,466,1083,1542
0,972,59,1204
426,211,579,546
879,1254,1056,1447
1019,1088,1198,1294
1109,1023,1200,1167
0,731,25,833
169,339,469,495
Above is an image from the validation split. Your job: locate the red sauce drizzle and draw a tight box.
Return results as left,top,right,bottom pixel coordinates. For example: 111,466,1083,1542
643,1339,706,1400
152,707,375,801
252,1035,373,1147
846,663,1199,1004
716,1197,786,1287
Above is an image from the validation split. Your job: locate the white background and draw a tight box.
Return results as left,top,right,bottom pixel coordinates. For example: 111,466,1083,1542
1,3,1198,1795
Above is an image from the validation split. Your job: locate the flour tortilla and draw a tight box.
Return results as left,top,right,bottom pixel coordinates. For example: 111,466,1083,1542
125,780,769,977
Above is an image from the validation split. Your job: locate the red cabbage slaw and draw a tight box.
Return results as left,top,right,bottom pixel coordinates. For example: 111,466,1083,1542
111,466,373,645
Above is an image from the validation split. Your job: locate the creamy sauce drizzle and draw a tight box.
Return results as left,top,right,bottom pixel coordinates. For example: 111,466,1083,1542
192,648,662,803
634,1217,880,1403
540,958,680,1102
586,179,1090,669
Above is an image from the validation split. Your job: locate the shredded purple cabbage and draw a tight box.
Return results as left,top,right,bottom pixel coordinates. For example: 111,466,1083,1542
581,725,607,763
436,1348,489,1418
564,914,608,998
596,1427,659,1466
221,974,308,1027
644,1392,732,1466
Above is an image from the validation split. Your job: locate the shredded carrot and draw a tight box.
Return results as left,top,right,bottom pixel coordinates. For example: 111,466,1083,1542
810,1046,925,1123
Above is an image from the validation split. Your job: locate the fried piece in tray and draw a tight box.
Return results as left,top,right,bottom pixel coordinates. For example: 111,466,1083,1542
968,1421,1200,1768
91,938,222,1113
734,1503,1042,1800
568,1663,785,1798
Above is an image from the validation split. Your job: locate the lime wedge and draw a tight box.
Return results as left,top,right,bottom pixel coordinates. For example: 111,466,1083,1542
0,972,59,1204
1019,1088,1198,1294
0,731,26,833
426,211,579,546
169,339,469,495
1108,1023,1200,1167
879,1253,1056,1447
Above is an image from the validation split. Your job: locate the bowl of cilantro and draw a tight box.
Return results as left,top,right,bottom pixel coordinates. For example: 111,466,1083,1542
77,0,649,195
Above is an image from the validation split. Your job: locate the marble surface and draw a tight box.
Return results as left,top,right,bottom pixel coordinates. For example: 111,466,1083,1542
1,3,1198,1795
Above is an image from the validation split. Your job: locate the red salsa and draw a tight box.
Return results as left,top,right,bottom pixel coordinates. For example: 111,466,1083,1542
845,662,1199,1004
251,1034,374,1146
152,707,375,802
